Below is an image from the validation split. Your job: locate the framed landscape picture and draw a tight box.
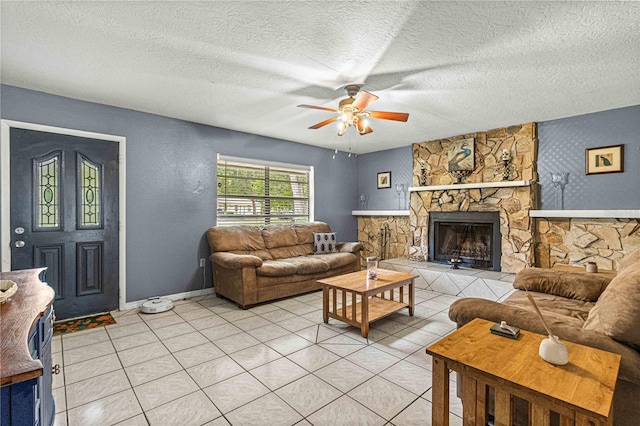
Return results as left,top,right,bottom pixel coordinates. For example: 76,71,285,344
377,171,391,188
586,144,624,175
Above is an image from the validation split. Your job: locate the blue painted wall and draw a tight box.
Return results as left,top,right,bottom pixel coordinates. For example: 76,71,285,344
0,85,359,301
356,146,413,210
538,105,640,209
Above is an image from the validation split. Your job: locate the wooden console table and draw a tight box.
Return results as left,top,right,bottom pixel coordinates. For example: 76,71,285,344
426,318,620,426
319,269,415,337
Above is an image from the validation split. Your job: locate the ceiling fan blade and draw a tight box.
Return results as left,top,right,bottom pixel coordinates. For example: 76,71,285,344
297,104,339,113
356,119,373,135
367,111,410,122
309,116,338,129
351,91,379,111
337,120,348,136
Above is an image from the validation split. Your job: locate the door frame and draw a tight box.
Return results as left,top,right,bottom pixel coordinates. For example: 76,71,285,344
1,120,128,311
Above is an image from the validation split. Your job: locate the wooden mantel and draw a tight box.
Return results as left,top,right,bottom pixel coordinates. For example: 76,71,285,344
409,180,532,192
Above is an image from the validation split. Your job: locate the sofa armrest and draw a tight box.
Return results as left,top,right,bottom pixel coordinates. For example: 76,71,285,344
210,252,263,269
449,298,640,385
513,268,612,302
337,242,363,254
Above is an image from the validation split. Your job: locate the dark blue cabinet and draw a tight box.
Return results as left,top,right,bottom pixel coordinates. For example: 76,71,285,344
0,269,56,426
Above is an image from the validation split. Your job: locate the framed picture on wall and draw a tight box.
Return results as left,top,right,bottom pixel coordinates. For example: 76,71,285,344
377,171,392,188
585,144,624,175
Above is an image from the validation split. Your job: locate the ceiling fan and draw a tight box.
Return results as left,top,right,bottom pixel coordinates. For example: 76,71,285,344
297,84,409,136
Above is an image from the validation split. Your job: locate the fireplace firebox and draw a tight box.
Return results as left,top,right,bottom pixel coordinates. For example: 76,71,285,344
428,211,501,271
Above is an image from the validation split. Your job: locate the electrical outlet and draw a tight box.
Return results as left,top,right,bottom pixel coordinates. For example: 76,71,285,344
199,258,206,268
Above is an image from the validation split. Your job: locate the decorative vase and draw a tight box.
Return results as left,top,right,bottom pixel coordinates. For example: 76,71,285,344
366,256,378,280
539,335,569,365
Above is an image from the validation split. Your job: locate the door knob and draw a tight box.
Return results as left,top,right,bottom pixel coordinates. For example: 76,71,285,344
15,240,25,248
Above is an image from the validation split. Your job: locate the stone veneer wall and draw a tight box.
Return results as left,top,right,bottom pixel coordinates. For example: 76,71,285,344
356,216,410,266
410,123,538,273
535,218,640,271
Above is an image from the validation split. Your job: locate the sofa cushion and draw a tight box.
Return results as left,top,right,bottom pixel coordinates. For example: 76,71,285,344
262,225,298,248
269,245,310,259
207,225,267,253
313,232,338,254
292,222,331,244
256,260,297,277
583,264,640,348
504,291,594,322
619,247,640,273
312,252,358,269
513,267,610,302
284,256,331,275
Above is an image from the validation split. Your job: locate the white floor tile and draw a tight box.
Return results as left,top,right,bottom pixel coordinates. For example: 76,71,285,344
306,395,386,426
348,376,417,420
275,375,341,417
186,355,244,388
124,354,183,386
133,370,199,411
314,359,375,393
225,393,303,426
145,390,221,426
67,389,142,426
203,372,270,413
66,369,131,409
173,342,225,369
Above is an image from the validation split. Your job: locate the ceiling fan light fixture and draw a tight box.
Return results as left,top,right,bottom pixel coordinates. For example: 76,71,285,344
298,84,408,136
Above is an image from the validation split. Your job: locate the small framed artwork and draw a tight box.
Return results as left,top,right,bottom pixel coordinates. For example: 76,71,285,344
377,171,391,189
585,144,624,175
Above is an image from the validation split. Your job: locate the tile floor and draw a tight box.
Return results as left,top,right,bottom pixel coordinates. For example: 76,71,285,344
52,289,467,426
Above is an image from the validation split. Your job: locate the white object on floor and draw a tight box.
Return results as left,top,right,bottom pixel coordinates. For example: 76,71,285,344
140,297,174,314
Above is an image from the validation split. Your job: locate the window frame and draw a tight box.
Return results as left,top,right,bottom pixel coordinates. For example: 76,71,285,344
216,154,314,226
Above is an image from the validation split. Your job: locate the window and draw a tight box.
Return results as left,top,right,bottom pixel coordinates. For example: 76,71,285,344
216,155,313,226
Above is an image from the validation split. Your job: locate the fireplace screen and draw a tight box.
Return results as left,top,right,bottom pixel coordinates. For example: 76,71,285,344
429,212,501,271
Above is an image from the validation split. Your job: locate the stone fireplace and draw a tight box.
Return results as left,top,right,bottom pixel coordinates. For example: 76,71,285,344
410,123,538,273
429,211,501,270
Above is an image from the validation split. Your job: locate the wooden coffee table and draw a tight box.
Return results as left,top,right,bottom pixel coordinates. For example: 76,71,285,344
426,318,621,426
318,269,416,337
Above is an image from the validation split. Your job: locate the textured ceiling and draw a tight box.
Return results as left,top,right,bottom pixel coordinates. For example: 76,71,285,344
1,1,639,154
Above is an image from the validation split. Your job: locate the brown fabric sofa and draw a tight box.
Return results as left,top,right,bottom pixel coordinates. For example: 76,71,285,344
449,248,640,426
207,222,362,309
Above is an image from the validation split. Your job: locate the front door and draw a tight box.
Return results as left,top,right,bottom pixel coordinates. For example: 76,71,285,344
10,128,119,319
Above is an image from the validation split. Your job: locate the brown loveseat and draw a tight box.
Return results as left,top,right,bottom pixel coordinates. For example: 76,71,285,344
449,248,640,426
207,222,362,309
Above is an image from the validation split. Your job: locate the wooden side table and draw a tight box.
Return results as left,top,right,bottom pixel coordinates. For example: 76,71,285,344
426,318,620,426
551,263,617,280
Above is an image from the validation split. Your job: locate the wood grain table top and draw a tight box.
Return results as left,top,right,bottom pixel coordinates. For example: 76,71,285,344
427,318,621,420
0,268,54,387
317,269,416,295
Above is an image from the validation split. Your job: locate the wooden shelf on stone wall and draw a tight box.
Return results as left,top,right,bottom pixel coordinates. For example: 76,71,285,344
352,210,410,216
409,180,531,192
530,210,640,219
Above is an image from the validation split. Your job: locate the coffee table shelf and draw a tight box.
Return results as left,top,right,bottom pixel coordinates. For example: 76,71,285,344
319,269,416,337
335,297,408,326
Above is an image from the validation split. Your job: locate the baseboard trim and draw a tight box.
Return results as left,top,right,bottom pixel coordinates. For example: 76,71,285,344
122,288,215,311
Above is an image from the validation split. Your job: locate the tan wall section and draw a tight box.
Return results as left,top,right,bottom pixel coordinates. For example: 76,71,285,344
356,216,410,265
535,218,640,271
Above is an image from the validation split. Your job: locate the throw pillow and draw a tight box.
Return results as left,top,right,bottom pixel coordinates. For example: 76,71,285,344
313,232,338,254
584,266,640,348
